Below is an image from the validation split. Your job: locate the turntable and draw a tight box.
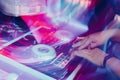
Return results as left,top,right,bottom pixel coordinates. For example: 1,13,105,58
0,22,83,80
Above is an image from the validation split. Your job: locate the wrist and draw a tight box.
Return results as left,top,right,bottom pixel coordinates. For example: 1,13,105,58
102,54,114,68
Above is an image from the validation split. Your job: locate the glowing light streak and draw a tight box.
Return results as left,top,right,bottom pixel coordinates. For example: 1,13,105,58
0,69,19,80
0,22,49,50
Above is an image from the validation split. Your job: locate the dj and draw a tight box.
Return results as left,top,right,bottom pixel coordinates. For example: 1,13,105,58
71,0,120,79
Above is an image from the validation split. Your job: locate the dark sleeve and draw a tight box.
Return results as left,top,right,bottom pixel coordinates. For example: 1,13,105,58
111,0,120,15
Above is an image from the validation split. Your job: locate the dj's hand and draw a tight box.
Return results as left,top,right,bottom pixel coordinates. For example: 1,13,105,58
71,48,108,66
72,30,113,50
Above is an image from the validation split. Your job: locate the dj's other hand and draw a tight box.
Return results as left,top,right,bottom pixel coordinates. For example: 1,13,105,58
71,48,108,66
72,30,114,50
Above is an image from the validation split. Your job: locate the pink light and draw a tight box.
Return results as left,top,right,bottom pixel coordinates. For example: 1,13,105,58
21,14,58,44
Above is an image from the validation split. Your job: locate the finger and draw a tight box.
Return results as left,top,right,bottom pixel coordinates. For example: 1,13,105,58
72,41,82,48
72,37,87,48
90,42,98,48
75,50,90,59
71,49,89,58
73,37,85,43
78,38,92,50
70,50,77,59
76,36,85,40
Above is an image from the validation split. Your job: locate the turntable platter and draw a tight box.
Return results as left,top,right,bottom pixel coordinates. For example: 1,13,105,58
3,44,56,64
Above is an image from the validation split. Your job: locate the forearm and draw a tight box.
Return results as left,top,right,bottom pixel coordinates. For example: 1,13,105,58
101,29,120,42
111,29,120,42
106,15,120,42
106,57,120,77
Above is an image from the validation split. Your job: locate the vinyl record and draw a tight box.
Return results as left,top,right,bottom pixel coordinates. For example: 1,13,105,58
31,44,56,62
5,44,56,64
54,30,74,44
